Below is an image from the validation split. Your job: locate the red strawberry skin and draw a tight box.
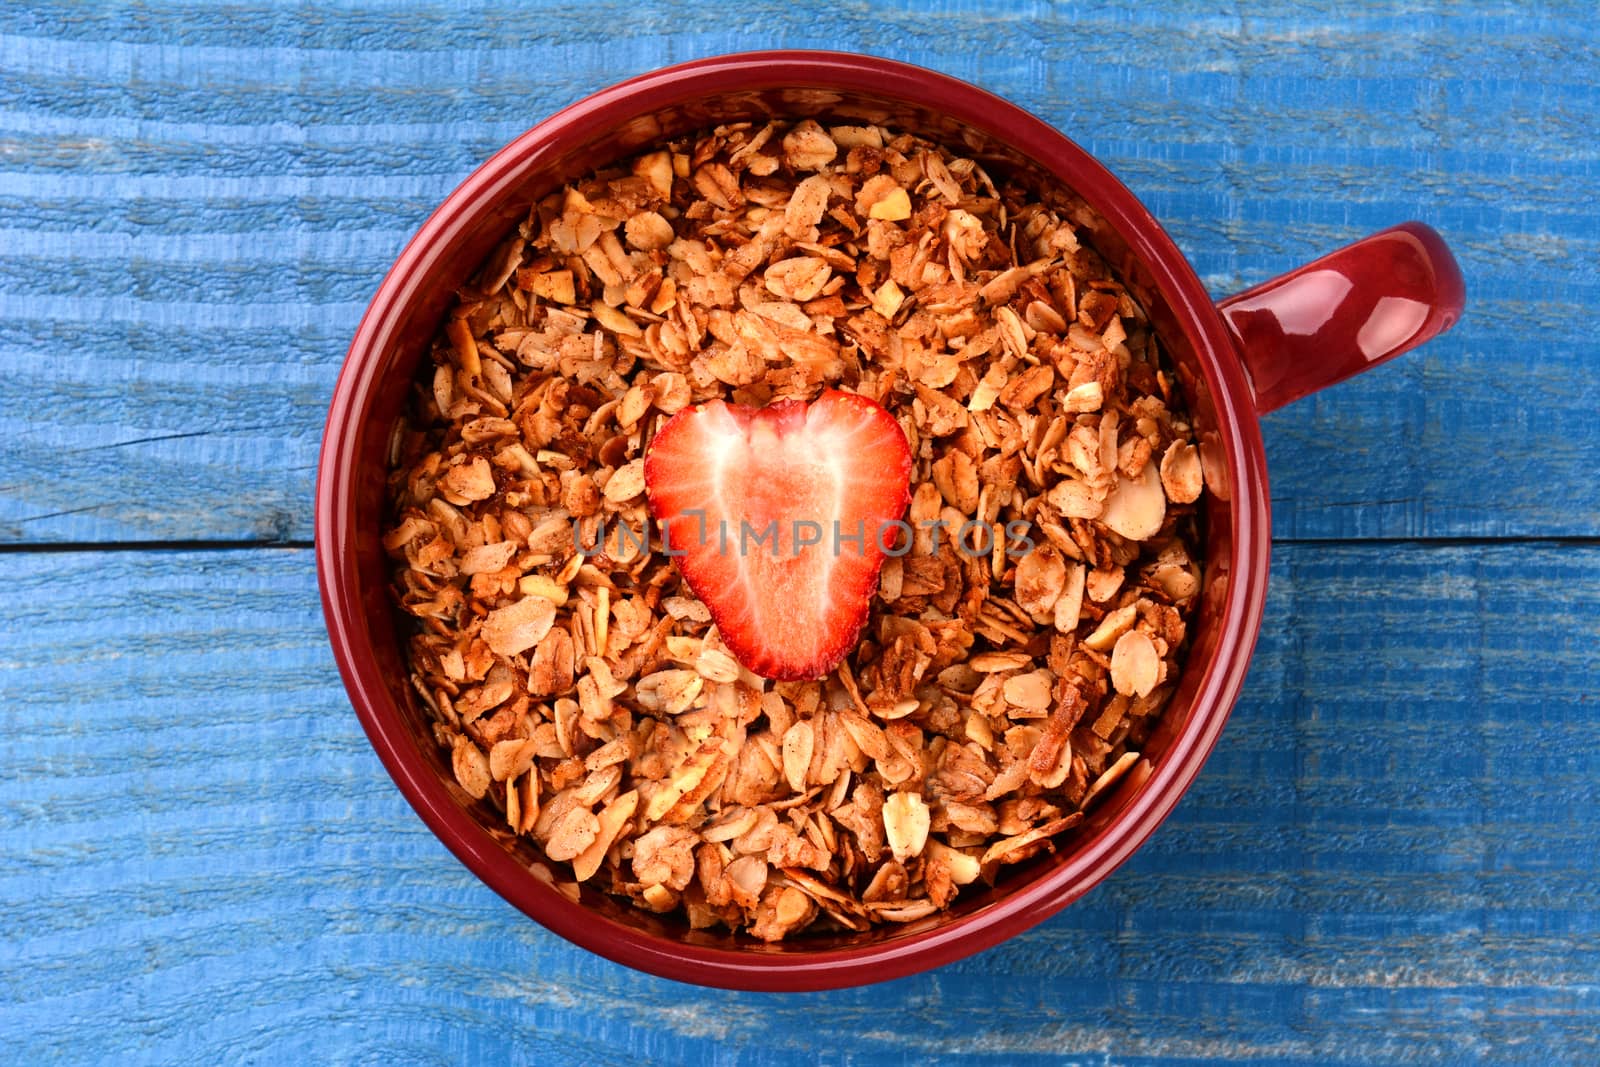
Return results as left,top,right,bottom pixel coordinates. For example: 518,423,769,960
643,389,912,681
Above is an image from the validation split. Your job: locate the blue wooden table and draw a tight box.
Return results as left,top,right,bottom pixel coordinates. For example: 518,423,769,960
4,3,1597,1063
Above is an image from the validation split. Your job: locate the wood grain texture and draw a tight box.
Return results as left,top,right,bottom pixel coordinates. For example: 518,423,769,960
2,1,1597,1062
1,1,1596,543
3,543,1597,1064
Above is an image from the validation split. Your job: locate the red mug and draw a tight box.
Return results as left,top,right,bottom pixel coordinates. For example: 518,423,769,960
316,50,1464,990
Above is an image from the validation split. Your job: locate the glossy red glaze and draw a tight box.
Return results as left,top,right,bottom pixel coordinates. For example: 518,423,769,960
1220,222,1466,413
315,51,1461,991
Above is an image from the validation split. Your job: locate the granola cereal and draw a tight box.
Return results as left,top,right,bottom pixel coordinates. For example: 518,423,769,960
383,118,1207,940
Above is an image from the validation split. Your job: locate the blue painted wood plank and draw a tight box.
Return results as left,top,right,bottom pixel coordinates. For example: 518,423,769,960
0,1,1596,543
2,542,1597,1064
6,6,1595,1063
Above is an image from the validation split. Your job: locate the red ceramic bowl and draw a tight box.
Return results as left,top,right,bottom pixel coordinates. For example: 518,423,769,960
316,51,1463,991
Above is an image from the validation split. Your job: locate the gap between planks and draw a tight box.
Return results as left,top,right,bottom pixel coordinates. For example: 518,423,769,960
1,535,1599,554
0,539,312,553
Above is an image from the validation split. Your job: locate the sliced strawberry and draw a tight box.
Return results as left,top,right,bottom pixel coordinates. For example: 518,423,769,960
643,389,912,681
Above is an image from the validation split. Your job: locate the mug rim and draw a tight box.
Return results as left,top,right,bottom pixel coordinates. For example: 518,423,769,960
315,49,1272,990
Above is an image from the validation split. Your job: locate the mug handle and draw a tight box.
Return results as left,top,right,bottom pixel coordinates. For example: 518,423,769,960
1216,222,1466,414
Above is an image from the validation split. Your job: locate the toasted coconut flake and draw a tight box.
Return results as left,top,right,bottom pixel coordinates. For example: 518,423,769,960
460,540,518,575
981,813,1083,866
782,121,838,170
999,365,1054,410
525,269,576,305
624,210,675,251
765,257,833,303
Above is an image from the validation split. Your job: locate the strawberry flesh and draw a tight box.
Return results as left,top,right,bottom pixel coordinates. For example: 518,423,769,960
643,389,912,681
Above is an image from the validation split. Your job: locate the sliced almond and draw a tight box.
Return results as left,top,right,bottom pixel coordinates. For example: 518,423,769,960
925,839,981,885
460,540,518,575
517,573,569,606
489,737,539,782
1110,630,1161,697
544,806,599,862
782,720,815,793
724,855,770,909
865,899,939,923
590,300,643,338
1014,545,1067,623
1100,462,1166,541
883,791,931,861
783,173,833,237
1160,439,1204,504
438,456,496,504
451,738,490,799
635,669,704,715
969,651,1033,673
838,712,889,762
624,210,675,251
571,789,638,882
694,646,742,684
702,806,760,843
782,120,837,170
1086,565,1124,604
1151,561,1200,601
1053,563,1087,633
1084,602,1138,652
602,459,646,502
1002,670,1054,711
